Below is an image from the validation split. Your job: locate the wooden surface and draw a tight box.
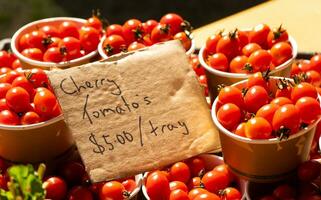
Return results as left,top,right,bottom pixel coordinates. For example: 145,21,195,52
193,0,321,53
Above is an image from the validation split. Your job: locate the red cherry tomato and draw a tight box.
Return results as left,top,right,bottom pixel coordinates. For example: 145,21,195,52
12,59,22,69
21,48,43,61
59,21,79,39
213,164,234,183
59,37,81,60
6,86,30,113
43,47,64,63
218,86,244,109
276,85,292,99
4,70,21,84
234,122,246,137
309,54,321,73
217,103,241,131
100,181,125,200
103,34,127,56
270,42,292,66
127,42,145,51
267,25,289,48
79,26,100,53
169,189,189,200
248,49,272,72
208,53,228,71
242,43,262,57
146,171,171,200
169,162,191,183
59,162,86,185
295,97,320,124
106,24,123,37
298,160,321,182
291,82,318,103
245,117,272,139
0,110,19,125
220,187,242,200
0,99,9,111
174,32,191,51
12,76,35,97
85,16,102,31
34,87,57,116
195,193,220,200
41,25,60,37
186,156,205,177
237,29,249,48
160,13,184,35
205,33,222,55
121,179,136,193
26,30,46,51
216,33,240,60
151,24,172,44
256,103,279,125
43,176,67,200
0,67,12,75
19,33,31,51
244,85,269,113
21,111,41,125
142,19,158,34
249,23,271,48
202,169,230,194
187,177,201,190
28,68,49,88
189,54,205,76
170,181,188,192
306,70,321,87
272,104,300,135
122,19,143,43
0,83,12,98
273,184,296,199
45,37,62,49
270,97,293,106
68,186,93,200
0,51,11,67
230,55,249,73
247,72,269,89
188,188,208,200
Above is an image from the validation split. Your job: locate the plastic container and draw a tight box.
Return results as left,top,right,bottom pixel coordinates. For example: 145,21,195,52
0,115,74,163
199,36,298,102
11,17,98,69
98,34,195,59
211,77,320,183
142,154,248,199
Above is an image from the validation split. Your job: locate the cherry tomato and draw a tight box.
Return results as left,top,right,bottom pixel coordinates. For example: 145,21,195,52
0,67,12,75
273,184,296,199
309,54,321,73
194,192,220,200
272,104,300,135
186,156,205,177
28,68,49,88
0,83,11,98
122,19,143,43
169,189,189,200
19,33,31,51
291,82,318,103
85,16,102,31
276,85,292,99
43,47,64,63
21,48,43,61
188,188,208,200
0,51,11,67
26,30,46,51
256,103,279,125
295,97,320,124
217,103,241,131
106,24,123,37
127,42,145,51
248,49,272,72
146,171,170,200
59,37,81,60
43,176,67,200
271,97,292,106
34,87,57,116
121,179,136,193
297,160,321,182
0,110,19,125
270,42,292,66
187,177,201,190
103,34,127,56
242,43,261,57
306,70,321,87
267,25,289,48
213,164,234,182
247,72,269,89
169,162,191,183
220,187,242,200
230,55,249,73
41,25,60,37
249,23,271,48
59,21,79,39
299,183,320,197
12,59,22,69
68,186,93,200
189,54,205,76
100,181,125,200
237,29,249,48
20,111,41,124
174,32,191,51
80,26,100,53
202,170,230,194
170,181,188,192
12,76,35,97
208,53,228,71
244,85,269,113
0,98,9,111
142,19,158,34
245,117,272,139
6,86,30,113
160,13,184,35
205,33,222,55
0,174,8,190
44,37,62,49
218,86,244,108
151,23,172,43
4,70,21,84
216,33,240,60
234,122,246,137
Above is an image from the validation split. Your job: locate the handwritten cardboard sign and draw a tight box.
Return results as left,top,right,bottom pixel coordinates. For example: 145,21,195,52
47,40,220,182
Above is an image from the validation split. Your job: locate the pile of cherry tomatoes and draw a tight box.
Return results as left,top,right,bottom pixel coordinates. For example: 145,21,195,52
17,15,103,63
189,54,208,97
0,157,138,200
145,155,242,200
216,72,320,139
203,24,293,73
101,13,192,57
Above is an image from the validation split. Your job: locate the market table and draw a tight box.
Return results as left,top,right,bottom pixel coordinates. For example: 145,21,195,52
193,0,321,53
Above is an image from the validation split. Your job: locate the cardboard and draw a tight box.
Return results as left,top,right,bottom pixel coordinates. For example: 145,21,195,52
47,40,220,182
